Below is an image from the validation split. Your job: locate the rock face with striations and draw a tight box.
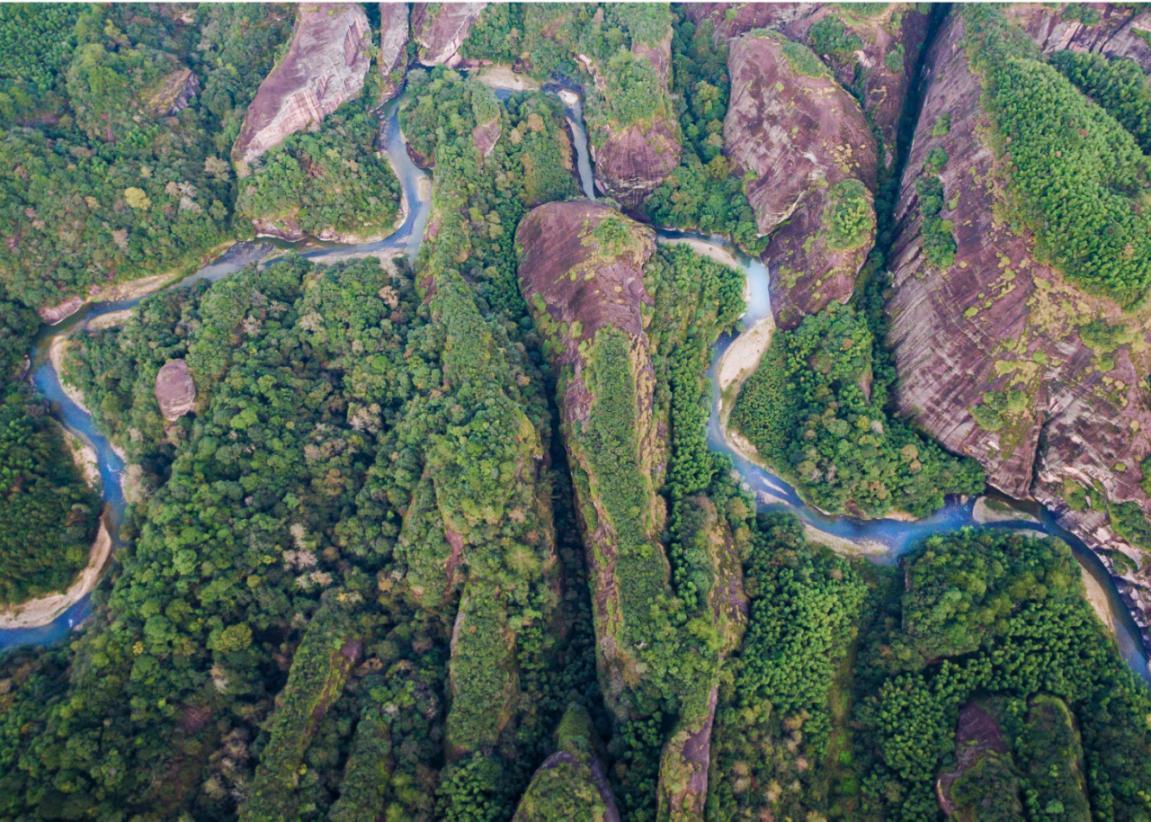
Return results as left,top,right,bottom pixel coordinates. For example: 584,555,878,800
887,13,1151,643
588,27,682,209
378,2,410,105
724,30,877,328
155,359,196,421
1003,3,1151,70
232,4,372,174
517,201,668,717
687,3,928,164
411,2,486,67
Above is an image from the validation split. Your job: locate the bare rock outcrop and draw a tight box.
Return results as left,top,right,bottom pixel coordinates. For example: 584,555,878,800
887,13,1151,645
146,67,200,117
232,4,372,174
517,201,668,717
589,27,681,208
378,2,410,105
155,359,196,421
724,31,877,327
411,3,486,67
688,3,928,162
1004,3,1151,71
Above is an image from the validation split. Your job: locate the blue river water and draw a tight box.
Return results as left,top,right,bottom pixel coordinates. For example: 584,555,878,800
5,83,1148,687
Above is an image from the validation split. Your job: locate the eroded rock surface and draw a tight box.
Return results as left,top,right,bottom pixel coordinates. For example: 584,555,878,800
378,2,410,105
888,14,1151,643
232,4,372,173
724,30,877,327
411,2,486,67
155,359,196,421
517,201,667,715
1004,3,1151,70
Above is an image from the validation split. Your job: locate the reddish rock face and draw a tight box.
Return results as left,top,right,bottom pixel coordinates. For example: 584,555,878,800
411,2,486,67
687,4,928,164
378,2,410,105
232,4,372,173
155,359,196,421
588,30,681,209
1004,3,1151,70
724,31,876,327
887,14,1151,639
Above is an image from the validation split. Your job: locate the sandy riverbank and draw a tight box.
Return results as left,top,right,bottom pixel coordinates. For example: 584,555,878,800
473,64,541,92
47,335,89,413
85,309,134,332
57,422,100,488
716,316,774,396
1081,566,1117,635
0,517,113,629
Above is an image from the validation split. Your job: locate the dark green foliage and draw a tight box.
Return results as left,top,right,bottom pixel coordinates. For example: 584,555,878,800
0,4,78,123
708,513,868,820
1053,49,1151,154
237,102,401,240
1015,696,1092,819
0,5,292,307
0,385,100,605
644,13,765,254
851,530,1151,819
809,17,863,61
966,7,1151,305
731,303,984,517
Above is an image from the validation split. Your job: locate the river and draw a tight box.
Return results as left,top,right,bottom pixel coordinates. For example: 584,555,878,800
7,78,1149,685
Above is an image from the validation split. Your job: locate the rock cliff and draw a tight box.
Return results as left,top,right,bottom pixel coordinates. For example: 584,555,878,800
154,359,196,421
887,12,1151,642
411,2,487,67
724,31,877,327
232,4,372,174
588,29,682,208
1003,3,1151,70
378,2,410,105
518,201,670,719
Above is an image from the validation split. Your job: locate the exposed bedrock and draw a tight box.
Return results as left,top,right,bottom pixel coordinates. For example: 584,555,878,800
724,30,877,328
1004,3,1151,71
516,200,668,717
411,2,487,68
378,2,410,105
887,14,1151,643
232,4,372,174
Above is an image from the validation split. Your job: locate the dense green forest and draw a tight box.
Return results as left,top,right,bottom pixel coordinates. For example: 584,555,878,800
0,291,99,605
730,302,984,517
0,4,292,308
2,4,1151,821
236,100,401,241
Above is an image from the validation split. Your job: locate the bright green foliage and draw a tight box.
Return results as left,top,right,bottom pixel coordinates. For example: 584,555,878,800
514,705,614,821
644,13,765,254
824,178,875,251
1052,50,1151,154
916,175,957,269
731,303,984,517
0,5,292,308
0,386,100,605
851,530,1151,820
809,17,862,60
967,7,1151,305
947,747,1024,819
782,38,833,79
237,103,401,240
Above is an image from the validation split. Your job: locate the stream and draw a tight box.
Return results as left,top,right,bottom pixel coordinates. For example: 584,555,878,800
6,79,1149,685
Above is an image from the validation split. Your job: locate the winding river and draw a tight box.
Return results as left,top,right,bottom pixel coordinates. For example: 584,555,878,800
6,80,1149,686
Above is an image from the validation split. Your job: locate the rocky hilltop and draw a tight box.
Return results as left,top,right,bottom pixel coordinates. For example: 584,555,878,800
888,12,1151,638
517,201,667,716
1004,3,1151,69
724,30,877,327
411,2,487,67
232,4,372,174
